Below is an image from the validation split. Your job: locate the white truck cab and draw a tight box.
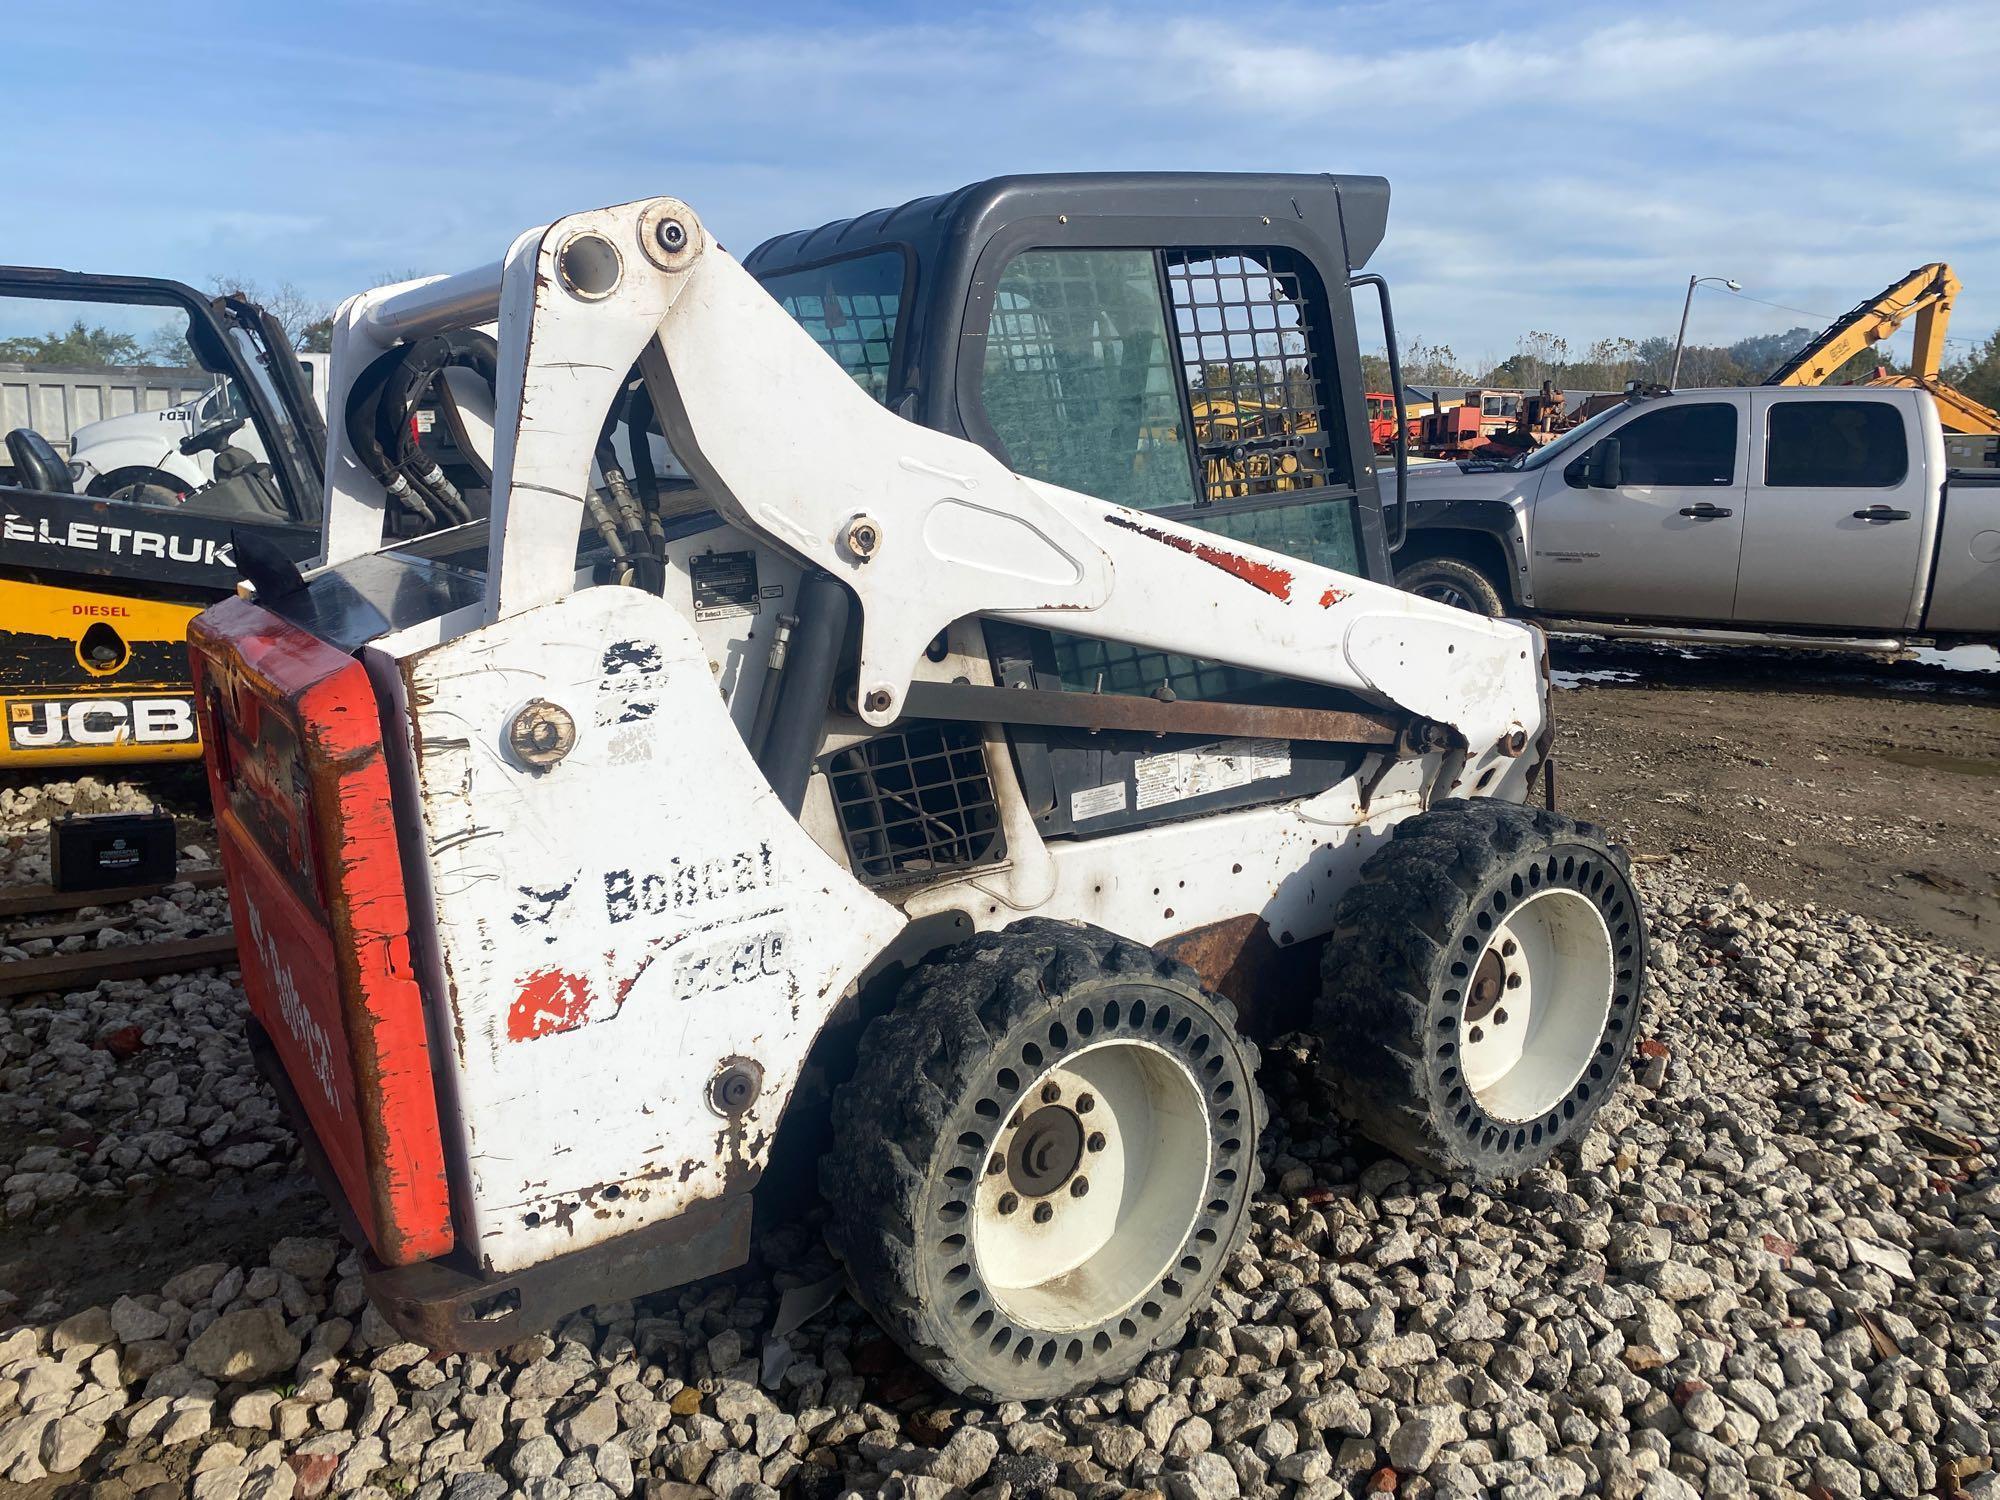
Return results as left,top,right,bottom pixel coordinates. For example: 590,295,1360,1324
67,352,329,500
1387,385,1998,649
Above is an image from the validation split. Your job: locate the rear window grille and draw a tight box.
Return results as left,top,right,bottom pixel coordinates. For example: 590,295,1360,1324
1168,250,1341,503
827,722,1005,886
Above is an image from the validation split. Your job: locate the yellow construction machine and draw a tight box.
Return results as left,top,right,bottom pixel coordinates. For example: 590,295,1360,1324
1765,262,1999,435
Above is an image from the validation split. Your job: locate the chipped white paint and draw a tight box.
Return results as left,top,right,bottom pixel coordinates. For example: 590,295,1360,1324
387,586,900,1273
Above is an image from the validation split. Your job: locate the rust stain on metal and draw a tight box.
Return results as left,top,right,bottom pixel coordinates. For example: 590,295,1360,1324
1157,913,1319,1038
1104,514,1293,601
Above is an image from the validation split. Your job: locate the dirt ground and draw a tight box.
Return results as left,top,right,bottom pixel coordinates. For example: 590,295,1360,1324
1549,641,2000,959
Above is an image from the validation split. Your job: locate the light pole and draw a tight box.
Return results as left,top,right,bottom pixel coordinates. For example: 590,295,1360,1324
1669,275,1741,387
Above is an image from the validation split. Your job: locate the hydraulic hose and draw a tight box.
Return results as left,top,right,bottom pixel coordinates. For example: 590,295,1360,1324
623,381,667,551
758,574,851,817
344,330,498,529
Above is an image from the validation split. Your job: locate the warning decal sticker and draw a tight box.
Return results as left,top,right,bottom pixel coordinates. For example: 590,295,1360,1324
1133,737,1291,811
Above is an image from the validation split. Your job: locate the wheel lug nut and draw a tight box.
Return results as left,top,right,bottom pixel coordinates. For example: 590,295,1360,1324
987,1153,1004,1175
998,1192,1019,1215
1494,1007,1510,1025
1041,1082,1061,1104
1087,1132,1106,1153
1077,1093,1095,1113
1010,1108,1024,1128
1501,938,1517,956
1070,1177,1089,1198
1505,974,1521,990
1032,1202,1053,1224
1469,1026,1484,1043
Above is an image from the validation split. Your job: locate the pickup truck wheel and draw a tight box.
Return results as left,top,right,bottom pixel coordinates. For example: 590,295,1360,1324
824,918,1263,1400
1395,556,1505,617
1316,799,1645,1180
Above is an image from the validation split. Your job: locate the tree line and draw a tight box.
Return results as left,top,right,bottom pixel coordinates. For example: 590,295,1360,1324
1361,326,2000,412
0,273,427,369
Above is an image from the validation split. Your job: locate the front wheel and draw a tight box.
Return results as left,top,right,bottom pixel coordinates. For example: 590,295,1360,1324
1317,799,1645,1179
1394,555,1506,617
824,919,1263,1400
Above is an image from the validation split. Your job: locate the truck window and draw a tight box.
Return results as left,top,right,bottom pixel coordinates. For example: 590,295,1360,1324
758,250,905,404
1611,402,1738,487
981,249,1199,511
1765,401,1907,487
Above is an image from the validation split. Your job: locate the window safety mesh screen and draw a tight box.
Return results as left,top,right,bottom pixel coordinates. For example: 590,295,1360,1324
1048,635,1268,702
981,249,1199,511
827,722,1005,886
1168,250,1342,504
759,250,904,403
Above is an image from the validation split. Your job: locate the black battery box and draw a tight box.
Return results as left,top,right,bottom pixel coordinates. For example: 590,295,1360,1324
50,812,178,892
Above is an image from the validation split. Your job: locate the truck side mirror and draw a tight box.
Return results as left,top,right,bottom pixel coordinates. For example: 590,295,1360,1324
1585,438,1622,489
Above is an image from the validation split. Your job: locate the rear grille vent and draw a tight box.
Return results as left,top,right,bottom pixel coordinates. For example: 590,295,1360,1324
826,722,1006,887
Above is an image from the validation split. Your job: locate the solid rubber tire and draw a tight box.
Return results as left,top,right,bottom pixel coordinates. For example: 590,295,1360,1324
1316,798,1646,1179
823,917,1264,1400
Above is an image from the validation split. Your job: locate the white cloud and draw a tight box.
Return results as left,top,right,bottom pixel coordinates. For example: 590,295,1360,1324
7,1,1995,357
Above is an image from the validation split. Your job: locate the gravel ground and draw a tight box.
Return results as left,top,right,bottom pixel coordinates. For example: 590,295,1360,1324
0,775,1996,1500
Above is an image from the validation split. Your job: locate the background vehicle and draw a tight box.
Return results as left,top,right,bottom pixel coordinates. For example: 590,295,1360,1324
1766,262,2000,441
190,179,1645,1401
1386,384,1999,652
0,273,326,768
66,353,330,502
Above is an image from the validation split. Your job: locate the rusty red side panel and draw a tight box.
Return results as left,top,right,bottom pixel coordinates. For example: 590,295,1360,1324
190,596,453,1265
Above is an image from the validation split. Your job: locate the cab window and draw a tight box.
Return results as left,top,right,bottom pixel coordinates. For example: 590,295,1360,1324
0,289,296,522
973,244,1361,575
1765,401,1906,487
1598,402,1738,487
982,249,1198,511
758,250,905,404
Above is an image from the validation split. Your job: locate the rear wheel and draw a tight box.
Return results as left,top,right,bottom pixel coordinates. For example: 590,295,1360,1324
1394,554,1506,617
1317,799,1645,1179
824,918,1262,1400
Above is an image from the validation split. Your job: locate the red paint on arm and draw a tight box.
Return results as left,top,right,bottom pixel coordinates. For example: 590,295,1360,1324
1103,514,1292,601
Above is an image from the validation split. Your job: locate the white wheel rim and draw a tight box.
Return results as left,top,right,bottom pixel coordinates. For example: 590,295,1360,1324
971,1039,1210,1332
1459,887,1614,1123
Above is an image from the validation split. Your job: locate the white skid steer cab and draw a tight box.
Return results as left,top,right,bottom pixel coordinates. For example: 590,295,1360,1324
190,174,1648,1400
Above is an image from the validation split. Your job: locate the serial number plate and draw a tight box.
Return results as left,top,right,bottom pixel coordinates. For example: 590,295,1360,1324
689,549,761,620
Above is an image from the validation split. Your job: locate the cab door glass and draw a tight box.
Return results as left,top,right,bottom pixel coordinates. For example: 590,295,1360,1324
982,248,1198,510
0,289,293,521
1765,401,1907,487
1573,402,1738,487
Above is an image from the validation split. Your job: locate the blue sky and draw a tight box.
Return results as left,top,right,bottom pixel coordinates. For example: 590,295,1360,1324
9,0,1997,365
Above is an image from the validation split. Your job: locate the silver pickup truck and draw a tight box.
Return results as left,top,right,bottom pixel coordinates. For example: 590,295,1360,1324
1387,385,1999,651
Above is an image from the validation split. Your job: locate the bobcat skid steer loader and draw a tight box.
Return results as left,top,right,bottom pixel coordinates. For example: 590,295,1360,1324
189,178,1647,1401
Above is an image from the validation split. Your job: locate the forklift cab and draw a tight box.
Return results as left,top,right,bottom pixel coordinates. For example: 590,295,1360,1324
0,271,324,766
